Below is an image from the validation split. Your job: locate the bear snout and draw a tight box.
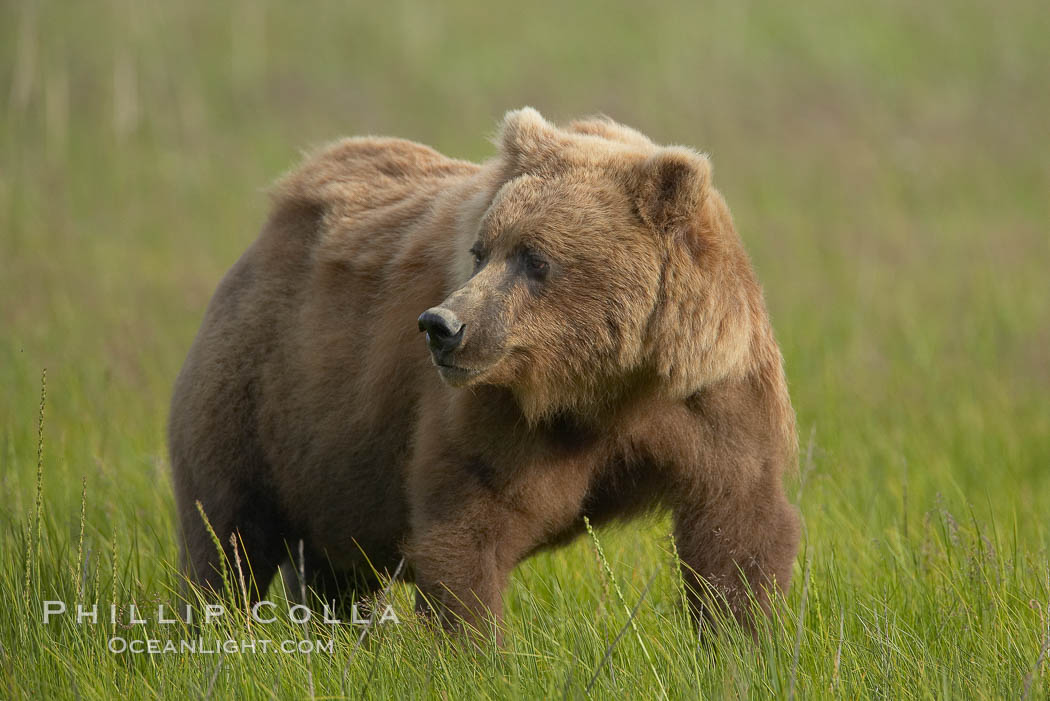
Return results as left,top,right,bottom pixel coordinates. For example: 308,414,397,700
418,307,465,356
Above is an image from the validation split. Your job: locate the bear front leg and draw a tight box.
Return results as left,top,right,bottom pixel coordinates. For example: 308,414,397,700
408,506,519,641
404,402,594,642
672,482,800,638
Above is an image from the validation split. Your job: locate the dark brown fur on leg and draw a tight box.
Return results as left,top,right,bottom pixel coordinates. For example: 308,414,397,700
673,492,800,638
409,524,512,643
403,456,543,642
663,369,801,638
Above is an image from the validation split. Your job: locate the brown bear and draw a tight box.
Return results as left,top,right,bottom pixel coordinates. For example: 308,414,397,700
169,107,800,637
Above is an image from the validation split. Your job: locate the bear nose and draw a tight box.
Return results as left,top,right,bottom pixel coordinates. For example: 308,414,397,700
418,308,464,353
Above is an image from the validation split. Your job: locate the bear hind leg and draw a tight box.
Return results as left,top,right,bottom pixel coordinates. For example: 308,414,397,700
177,481,288,607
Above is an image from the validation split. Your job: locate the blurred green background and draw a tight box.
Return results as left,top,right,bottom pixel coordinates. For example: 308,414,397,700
1,0,1048,697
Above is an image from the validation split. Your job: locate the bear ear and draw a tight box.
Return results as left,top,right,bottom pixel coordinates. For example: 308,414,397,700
497,107,569,175
567,115,654,149
635,147,712,237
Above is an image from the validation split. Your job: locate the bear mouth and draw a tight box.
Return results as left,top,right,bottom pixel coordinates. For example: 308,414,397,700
434,361,481,386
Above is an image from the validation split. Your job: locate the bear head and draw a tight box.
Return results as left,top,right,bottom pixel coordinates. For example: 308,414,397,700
419,107,764,421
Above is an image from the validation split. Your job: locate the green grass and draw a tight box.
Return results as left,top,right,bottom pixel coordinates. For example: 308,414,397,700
2,0,1049,698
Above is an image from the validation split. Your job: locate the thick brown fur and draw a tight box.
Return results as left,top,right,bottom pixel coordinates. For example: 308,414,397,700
169,107,801,638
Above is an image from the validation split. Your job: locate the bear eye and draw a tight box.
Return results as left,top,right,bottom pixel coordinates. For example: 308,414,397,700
469,244,485,270
523,251,550,281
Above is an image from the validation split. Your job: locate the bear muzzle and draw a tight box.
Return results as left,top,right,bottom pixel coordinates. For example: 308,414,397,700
418,307,464,354
418,307,482,386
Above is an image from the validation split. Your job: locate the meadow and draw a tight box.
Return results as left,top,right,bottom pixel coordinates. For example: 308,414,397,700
1,0,1048,698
